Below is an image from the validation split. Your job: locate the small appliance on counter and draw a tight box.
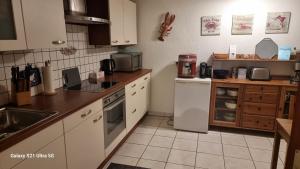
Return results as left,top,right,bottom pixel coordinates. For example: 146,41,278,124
248,67,271,81
177,54,197,78
62,67,118,92
291,61,300,84
111,52,142,72
42,60,56,95
199,62,212,78
213,69,229,79
100,59,116,75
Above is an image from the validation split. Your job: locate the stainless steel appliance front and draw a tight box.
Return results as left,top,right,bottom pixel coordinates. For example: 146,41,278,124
103,89,126,148
111,52,142,72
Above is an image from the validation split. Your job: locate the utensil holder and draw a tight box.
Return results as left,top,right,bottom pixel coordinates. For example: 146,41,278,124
15,91,31,106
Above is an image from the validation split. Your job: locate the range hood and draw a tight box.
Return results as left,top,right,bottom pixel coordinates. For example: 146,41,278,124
64,0,110,25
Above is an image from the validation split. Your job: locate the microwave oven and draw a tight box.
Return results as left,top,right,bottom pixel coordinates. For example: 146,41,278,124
111,52,142,72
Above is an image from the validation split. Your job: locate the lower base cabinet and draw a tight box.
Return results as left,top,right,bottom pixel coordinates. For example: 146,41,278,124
12,136,67,169
65,112,105,169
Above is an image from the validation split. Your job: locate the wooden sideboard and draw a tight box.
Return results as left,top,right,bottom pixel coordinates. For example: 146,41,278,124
209,79,297,132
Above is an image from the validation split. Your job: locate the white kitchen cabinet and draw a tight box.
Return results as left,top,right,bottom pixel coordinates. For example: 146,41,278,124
125,73,151,132
21,0,67,49
123,0,137,45
0,0,27,51
0,121,64,169
109,0,137,45
65,112,105,169
12,136,67,169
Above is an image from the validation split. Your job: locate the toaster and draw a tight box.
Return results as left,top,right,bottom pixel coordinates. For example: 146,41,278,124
248,67,271,81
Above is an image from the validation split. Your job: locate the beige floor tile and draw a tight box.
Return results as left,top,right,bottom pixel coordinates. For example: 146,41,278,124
223,145,252,160
197,141,223,155
176,131,198,141
198,132,221,143
279,151,286,163
155,128,177,138
168,149,196,166
172,138,197,152
117,143,146,158
137,159,166,169
126,133,153,145
165,163,194,169
249,148,272,163
254,161,284,169
110,155,139,166
134,126,157,135
149,136,174,148
196,153,225,169
221,134,247,147
142,146,171,162
245,136,273,150
159,119,174,129
224,157,255,169
141,117,163,127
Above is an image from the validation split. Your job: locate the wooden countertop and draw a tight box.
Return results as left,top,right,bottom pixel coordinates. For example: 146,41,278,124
212,78,297,87
0,69,152,152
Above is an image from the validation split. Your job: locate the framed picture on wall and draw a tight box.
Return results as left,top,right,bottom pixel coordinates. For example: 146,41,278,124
201,15,221,36
266,12,291,34
231,15,254,35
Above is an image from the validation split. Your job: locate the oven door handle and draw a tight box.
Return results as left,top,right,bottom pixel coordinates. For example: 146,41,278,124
103,97,125,111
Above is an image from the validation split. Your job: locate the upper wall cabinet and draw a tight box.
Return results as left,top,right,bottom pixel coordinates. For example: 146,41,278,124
88,0,137,46
0,0,27,51
0,0,67,51
110,0,137,45
21,0,67,49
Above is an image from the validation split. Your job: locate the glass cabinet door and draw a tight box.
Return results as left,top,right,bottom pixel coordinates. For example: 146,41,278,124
0,0,27,51
211,84,241,127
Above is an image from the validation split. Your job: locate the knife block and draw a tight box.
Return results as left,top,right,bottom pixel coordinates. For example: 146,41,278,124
15,91,31,106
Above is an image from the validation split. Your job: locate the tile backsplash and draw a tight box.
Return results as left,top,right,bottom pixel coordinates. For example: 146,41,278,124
0,24,118,106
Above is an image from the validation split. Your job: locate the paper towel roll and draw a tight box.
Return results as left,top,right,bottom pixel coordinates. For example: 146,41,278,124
42,66,56,95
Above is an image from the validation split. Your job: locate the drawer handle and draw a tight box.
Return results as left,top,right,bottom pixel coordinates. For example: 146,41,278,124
52,40,65,45
141,86,145,90
144,77,148,80
125,40,130,43
112,40,119,43
259,96,263,100
256,120,259,124
261,87,264,90
131,84,136,88
93,115,103,123
132,92,136,96
81,113,87,118
132,109,137,114
87,109,92,115
257,107,261,111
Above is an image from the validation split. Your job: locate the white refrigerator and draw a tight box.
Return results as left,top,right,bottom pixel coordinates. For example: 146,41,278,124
174,78,211,133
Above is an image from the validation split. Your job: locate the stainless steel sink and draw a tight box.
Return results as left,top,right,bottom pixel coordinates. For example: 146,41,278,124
0,108,57,140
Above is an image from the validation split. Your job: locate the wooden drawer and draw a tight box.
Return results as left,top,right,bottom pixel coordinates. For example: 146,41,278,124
244,92,278,104
242,115,274,131
243,102,277,116
245,85,279,93
63,99,103,132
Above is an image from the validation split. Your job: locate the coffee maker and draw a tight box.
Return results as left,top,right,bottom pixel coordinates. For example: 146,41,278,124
100,59,115,75
291,61,300,84
177,54,197,78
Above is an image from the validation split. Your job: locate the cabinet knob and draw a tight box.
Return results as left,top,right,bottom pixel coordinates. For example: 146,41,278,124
86,109,92,115
132,109,137,114
81,113,87,118
132,92,136,96
256,120,259,124
52,40,66,45
125,40,130,43
131,84,136,88
257,107,261,111
141,86,145,90
112,40,119,43
144,77,148,80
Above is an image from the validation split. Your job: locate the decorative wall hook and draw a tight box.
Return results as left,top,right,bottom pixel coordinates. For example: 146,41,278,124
158,12,176,41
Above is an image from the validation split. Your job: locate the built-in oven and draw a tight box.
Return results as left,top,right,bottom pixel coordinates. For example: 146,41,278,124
103,88,126,148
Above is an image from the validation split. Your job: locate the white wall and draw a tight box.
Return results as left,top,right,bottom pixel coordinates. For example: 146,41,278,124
137,0,300,116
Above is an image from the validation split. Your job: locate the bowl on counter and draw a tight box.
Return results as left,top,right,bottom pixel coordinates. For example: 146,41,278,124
213,70,229,79
227,89,238,97
216,88,226,95
225,100,237,110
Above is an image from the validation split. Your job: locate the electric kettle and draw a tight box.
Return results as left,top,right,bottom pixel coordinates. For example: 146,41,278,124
100,59,115,75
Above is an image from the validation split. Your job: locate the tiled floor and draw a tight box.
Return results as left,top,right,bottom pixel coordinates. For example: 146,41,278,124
104,115,287,169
